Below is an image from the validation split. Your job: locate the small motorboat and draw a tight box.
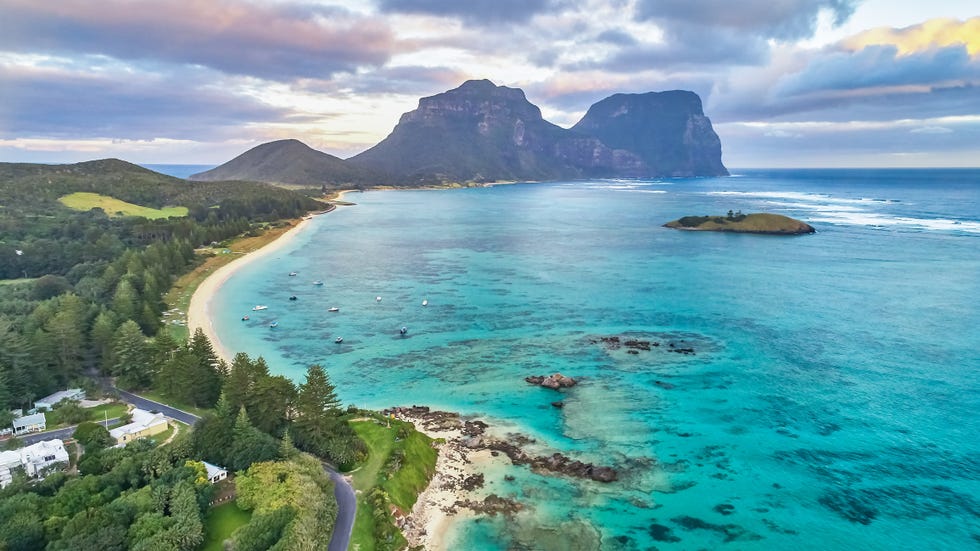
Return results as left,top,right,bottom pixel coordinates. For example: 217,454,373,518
422,299,428,306
400,326,408,335
328,307,340,312
335,336,343,343
241,315,249,321
269,321,279,328
313,280,324,286
376,296,382,302
289,271,298,276
252,305,268,311
289,295,298,301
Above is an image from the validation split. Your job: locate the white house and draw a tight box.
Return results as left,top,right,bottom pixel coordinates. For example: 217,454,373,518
19,439,69,477
109,408,169,445
12,412,46,435
202,461,228,484
34,388,85,411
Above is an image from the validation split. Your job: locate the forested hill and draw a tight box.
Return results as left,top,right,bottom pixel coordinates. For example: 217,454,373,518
0,159,323,411
0,159,323,279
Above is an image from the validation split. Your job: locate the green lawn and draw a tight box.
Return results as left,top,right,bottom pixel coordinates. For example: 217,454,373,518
134,390,211,418
58,192,188,219
0,278,35,286
201,501,251,551
349,418,437,550
87,402,130,422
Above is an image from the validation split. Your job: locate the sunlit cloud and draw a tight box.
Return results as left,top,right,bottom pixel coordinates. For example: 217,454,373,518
842,17,980,57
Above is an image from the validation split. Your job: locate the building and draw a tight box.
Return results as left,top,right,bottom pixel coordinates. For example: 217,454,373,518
109,408,168,445
19,439,69,477
34,388,85,411
12,412,46,435
0,451,22,488
202,461,228,484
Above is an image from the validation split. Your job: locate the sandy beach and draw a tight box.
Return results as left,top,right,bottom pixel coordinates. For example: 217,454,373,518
187,215,316,363
394,410,512,550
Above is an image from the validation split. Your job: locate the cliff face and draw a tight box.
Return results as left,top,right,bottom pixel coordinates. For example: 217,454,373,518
349,79,583,184
189,139,377,186
572,91,728,177
201,80,728,187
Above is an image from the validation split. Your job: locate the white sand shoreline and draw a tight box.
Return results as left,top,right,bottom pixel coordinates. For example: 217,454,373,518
186,207,339,363
184,190,487,548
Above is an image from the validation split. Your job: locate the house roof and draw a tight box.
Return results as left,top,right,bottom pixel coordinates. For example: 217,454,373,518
35,388,83,406
202,461,227,479
12,413,45,429
20,439,68,463
109,408,167,439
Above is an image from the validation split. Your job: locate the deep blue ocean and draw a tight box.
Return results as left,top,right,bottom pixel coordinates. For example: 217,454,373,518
210,169,980,550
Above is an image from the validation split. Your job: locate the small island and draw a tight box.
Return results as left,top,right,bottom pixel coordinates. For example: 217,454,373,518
664,211,815,235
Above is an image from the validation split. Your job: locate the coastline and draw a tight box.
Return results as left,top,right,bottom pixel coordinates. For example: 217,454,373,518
187,211,327,363
394,410,511,550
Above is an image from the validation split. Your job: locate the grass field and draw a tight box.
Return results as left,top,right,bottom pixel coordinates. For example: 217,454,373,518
350,417,437,551
58,192,188,219
0,278,35,286
201,501,252,551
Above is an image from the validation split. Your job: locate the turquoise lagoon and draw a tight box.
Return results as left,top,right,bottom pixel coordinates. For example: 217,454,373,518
211,170,980,549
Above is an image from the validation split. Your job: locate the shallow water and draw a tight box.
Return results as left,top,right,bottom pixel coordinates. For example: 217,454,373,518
212,169,980,549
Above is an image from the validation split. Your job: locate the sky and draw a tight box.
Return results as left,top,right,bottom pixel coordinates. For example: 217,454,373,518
0,0,977,168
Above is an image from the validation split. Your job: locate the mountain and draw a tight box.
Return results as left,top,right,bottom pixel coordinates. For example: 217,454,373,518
571,91,728,177
349,79,623,184
200,80,728,186
189,139,377,187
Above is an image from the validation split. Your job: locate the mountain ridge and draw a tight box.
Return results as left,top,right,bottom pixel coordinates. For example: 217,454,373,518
194,79,728,186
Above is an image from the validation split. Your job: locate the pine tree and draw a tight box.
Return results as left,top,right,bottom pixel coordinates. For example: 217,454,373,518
292,364,342,458
279,429,298,459
112,320,150,390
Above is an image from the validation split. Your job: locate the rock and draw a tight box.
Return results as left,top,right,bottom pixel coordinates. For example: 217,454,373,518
551,401,565,408
526,373,577,389
655,380,676,390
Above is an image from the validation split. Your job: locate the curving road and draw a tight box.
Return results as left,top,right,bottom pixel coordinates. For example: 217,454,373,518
111,388,356,550
326,465,357,551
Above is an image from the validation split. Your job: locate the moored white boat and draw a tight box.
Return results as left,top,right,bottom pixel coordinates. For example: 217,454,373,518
252,305,268,311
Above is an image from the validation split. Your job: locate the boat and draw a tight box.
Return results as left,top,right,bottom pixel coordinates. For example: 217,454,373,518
335,336,343,343
376,296,382,302
269,321,279,328
252,305,268,311
241,315,249,321
289,295,298,301
313,280,324,286
328,307,340,312
400,326,408,335
289,271,298,276
422,299,428,306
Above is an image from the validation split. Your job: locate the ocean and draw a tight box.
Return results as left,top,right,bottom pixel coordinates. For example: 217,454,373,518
210,169,980,550
140,164,214,178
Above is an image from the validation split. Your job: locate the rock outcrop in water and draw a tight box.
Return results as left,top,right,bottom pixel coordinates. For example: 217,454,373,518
664,213,815,235
525,373,578,389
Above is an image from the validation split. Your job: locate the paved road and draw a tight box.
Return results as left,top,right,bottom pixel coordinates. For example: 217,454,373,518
326,465,357,551
112,388,357,551
114,389,201,425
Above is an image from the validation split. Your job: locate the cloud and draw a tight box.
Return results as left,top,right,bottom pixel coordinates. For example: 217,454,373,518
842,16,980,56
0,64,297,140
635,0,857,40
909,126,953,134
0,0,398,81
376,0,553,24
774,44,980,96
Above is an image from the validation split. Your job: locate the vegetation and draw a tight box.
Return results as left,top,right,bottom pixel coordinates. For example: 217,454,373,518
350,415,438,551
0,159,323,412
201,501,252,551
58,192,188,219
665,212,815,234
0,435,211,551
